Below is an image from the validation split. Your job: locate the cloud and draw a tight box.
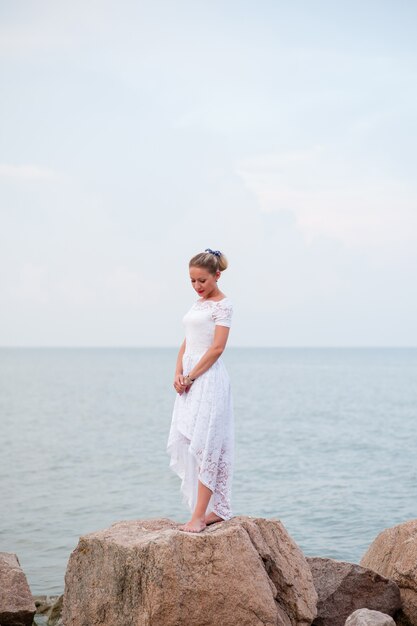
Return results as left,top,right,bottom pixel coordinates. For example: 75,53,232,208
12,263,50,304
236,147,417,249
0,163,60,181
3,263,160,311
0,26,72,56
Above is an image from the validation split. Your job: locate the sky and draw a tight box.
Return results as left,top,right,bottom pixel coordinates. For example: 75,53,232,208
1,0,416,347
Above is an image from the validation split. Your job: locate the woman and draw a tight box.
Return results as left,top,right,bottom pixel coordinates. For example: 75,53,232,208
167,248,234,533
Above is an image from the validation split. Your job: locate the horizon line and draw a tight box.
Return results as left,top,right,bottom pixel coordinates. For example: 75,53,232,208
0,345,416,350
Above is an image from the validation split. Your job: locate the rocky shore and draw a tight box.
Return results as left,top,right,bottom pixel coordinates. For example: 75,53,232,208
2,516,417,626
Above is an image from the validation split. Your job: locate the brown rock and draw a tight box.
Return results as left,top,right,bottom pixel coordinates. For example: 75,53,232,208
345,608,396,625
307,557,401,626
360,519,417,626
63,516,318,626
0,552,36,626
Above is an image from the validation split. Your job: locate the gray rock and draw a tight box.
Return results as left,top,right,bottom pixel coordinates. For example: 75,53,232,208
345,608,396,625
33,595,51,615
0,552,36,626
33,595,58,616
63,516,318,626
307,557,401,626
47,595,63,626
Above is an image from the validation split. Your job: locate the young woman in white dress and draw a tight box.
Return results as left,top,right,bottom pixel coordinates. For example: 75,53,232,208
167,249,234,533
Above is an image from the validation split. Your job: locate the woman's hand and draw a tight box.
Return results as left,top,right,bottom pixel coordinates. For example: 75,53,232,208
173,373,195,394
173,373,187,395
183,374,195,393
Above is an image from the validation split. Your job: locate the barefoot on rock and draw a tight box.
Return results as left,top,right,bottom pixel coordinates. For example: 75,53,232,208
178,518,207,533
205,512,224,525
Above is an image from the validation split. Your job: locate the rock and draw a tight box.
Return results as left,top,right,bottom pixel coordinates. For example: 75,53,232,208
0,552,36,626
47,594,63,626
345,608,396,625
63,516,318,626
33,595,61,616
360,519,417,626
307,557,401,626
33,595,52,615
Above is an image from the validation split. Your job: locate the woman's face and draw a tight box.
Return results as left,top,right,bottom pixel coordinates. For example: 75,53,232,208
189,266,220,298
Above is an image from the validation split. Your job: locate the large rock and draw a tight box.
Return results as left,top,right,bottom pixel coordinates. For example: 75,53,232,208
361,519,417,626
345,608,396,626
0,552,36,626
63,516,318,626
307,557,401,626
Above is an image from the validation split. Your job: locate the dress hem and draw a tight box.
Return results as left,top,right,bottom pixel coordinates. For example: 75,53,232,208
167,429,233,521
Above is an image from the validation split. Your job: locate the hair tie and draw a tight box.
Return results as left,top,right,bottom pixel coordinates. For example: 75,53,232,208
205,248,221,257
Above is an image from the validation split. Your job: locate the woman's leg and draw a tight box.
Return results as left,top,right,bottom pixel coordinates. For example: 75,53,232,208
178,480,213,532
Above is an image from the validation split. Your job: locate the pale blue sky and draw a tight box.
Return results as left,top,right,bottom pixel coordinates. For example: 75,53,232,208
1,1,416,346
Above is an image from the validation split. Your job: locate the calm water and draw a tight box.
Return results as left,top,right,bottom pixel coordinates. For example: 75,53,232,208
1,347,417,595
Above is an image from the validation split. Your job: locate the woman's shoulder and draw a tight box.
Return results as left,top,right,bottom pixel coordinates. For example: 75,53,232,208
213,296,233,308
211,297,233,327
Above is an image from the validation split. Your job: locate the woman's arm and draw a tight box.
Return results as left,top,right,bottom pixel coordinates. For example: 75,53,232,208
175,339,186,376
185,326,230,383
173,339,187,394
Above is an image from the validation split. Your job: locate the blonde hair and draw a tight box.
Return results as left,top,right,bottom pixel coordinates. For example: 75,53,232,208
189,249,228,274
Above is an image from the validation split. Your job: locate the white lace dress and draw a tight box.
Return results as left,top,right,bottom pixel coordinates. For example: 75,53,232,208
167,297,234,520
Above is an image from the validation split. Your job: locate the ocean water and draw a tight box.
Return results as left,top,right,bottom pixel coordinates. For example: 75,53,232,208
1,347,416,595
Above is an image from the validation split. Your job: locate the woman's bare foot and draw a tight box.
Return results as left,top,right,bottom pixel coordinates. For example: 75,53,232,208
205,512,224,525
178,516,207,533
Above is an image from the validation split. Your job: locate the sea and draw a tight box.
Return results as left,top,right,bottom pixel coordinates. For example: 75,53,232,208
1,347,416,596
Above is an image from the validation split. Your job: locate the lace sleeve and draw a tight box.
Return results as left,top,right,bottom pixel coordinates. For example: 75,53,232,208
212,300,233,328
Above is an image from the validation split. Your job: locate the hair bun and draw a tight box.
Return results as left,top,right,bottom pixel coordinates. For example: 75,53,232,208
189,249,228,273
